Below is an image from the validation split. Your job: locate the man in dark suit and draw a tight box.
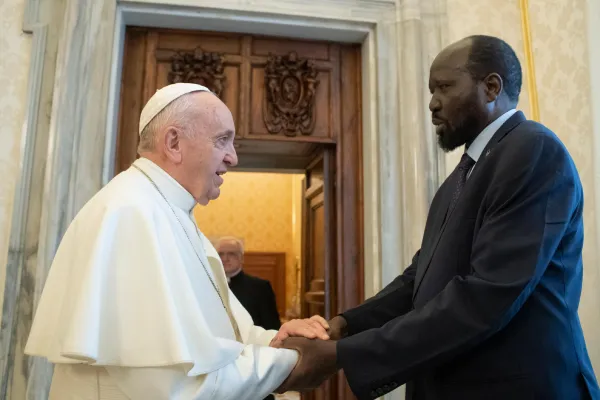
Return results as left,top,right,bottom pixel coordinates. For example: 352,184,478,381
217,236,281,331
273,35,600,399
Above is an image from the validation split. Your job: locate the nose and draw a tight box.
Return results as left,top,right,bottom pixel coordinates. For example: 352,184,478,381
429,94,441,113
225,144,238,167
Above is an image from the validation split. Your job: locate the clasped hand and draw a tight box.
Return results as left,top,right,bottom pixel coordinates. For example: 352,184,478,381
269,315,330,347
269,316,345,393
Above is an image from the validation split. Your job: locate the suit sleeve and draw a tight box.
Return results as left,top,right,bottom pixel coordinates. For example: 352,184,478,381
340,251,420,335
105,344,298,399
259,282,282,330
337,133,581,399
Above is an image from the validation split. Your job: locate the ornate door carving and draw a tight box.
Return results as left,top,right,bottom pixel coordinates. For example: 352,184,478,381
168,47,227,97
263,51,319,137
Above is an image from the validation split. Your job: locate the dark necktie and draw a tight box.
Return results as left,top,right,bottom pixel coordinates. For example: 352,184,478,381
449,153,476,211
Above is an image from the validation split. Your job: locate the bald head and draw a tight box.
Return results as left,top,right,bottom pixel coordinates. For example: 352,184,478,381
137,86,238,205
431,37,473,70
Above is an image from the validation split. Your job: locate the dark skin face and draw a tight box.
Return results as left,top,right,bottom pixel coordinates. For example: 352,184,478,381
429,39,511,152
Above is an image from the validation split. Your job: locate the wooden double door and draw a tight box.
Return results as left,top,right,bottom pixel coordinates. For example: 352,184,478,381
117,27,364,399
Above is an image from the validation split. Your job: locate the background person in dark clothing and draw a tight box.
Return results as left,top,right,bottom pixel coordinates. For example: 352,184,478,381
217,236,281,331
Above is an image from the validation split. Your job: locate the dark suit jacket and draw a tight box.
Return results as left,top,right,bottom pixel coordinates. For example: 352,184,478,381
336,112,600,400
229,271,281,331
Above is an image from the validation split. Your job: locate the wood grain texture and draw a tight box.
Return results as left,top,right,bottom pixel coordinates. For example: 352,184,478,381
335,43,363,400
301,149,337,400
115,29,146,175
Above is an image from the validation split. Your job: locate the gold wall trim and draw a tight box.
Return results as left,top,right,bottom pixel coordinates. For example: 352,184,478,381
519,0,540,121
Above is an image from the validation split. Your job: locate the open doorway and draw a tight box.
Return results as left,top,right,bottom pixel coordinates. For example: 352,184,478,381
195,170,305,325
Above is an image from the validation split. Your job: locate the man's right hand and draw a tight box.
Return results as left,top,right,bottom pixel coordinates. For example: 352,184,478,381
326,315,348,340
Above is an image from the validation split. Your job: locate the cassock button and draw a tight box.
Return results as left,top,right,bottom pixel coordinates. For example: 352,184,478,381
376,388,385,396
370,390,378,398
390,382,398,389
383,385,390,392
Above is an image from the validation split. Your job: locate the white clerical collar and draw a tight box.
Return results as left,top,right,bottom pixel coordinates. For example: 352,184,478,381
466,109,517,162
226,268,243,283
133,157,197,212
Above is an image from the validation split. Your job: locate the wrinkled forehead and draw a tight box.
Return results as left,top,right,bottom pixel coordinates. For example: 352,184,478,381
188,92,233,122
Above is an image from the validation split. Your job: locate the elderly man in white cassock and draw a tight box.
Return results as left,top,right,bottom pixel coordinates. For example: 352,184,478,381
24,83,329,399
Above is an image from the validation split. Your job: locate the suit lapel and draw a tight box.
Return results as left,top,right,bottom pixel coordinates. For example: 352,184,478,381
412,111,527,300
412,179,454,298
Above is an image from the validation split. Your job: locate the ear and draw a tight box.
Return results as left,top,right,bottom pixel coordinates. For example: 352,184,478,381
483,73,503,102
163,127,183,163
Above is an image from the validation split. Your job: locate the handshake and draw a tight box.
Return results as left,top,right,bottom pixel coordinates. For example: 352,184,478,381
268,315,348,393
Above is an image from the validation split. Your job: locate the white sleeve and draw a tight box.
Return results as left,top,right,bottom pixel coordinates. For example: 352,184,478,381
245,325,278,346
105,345,298,400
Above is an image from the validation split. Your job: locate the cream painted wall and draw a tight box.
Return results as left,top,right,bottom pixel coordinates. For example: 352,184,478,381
445,0,600,372
0,0,31,316
529,0,600,368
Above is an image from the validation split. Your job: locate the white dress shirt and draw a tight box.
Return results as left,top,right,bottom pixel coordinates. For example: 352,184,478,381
466,109,517,178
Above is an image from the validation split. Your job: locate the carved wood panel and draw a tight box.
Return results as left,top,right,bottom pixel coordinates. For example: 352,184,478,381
250,38,339,142
263,51,319,137
168,47,227,97
116,28,346,175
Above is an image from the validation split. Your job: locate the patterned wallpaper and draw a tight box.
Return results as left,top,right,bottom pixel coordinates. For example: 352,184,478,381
194,171,303,314
529,0,600,366
0,0,31,314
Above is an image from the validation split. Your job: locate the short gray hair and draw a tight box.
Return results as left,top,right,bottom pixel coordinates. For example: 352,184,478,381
217,236,245,255
137,93,198,153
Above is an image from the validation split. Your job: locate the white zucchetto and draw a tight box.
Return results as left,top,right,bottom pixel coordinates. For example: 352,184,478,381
139,83,212,135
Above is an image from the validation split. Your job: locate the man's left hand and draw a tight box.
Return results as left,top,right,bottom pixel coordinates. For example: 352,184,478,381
275,337,339,393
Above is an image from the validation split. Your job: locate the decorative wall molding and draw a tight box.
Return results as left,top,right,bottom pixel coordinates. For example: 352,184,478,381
0,0,50,397
168,47,227,97
21,0,41,33
263,51,319,137
0,25,48,399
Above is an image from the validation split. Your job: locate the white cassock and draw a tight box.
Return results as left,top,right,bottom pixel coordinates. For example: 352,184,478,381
24,157,298,399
